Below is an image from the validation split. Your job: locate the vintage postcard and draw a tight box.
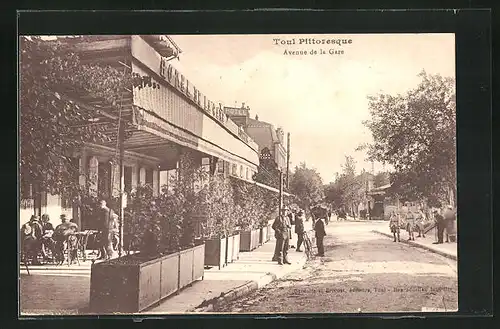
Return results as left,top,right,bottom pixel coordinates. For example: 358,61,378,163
19,33,457,315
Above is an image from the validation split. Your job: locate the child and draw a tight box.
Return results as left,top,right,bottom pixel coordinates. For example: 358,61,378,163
389,211,401,242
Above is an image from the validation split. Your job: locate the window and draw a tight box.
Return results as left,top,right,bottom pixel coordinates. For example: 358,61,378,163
232,164,237,175
246,167,249,180
98,161,112,200
146,168,153,186
124,166,132,193
218,160,225,173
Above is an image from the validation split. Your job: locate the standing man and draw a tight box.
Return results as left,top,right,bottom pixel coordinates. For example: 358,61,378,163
272,208,292,265
97,200,116,260
443,205,457,243
314,216,326,257
432,208,446,244
287,209,295,249
294,209,306,252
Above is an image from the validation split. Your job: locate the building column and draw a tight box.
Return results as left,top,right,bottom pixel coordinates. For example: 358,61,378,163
88,156,99,197
139,167,146,186
131,165,139,192
152,169,159,196
73,155,87,230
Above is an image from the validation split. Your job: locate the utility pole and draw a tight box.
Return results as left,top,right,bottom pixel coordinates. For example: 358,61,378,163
286,132,290,190
279,171,284,214
118,121,125,258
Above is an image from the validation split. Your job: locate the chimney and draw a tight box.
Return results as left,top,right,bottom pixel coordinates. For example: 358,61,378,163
241,102,245,108
255,114,259,121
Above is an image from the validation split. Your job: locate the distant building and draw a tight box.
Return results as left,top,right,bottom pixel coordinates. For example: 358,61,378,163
224,104,287,171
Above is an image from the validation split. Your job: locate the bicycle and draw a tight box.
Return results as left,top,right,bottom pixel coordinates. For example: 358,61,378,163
302,230,315,260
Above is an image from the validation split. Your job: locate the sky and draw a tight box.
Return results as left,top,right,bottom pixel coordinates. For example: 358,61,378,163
41,34,455,183
167,34,455,183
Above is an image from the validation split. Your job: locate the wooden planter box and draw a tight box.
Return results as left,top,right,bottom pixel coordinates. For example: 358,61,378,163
259,226,269,245
204,237,227,269
226,233,240,263
240,229,260,251
89,242,205,314
230,233,240,262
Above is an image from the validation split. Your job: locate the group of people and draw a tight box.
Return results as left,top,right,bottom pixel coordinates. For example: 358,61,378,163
271,207,327,265
21,214,78,265
20,199,121,265
388,205,457,244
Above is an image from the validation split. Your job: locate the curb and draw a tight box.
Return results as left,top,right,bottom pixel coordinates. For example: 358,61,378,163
371,230,457,261
189,254,307,312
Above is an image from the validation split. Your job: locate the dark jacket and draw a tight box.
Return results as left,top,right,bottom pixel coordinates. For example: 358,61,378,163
294,214,305,234
272,215,291,239
42,222,54,233
434,213,445,225
314,218,326,238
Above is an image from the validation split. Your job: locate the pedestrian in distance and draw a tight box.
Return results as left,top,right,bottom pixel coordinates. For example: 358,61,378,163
432,208,446,244
314,216,326,257
406,210,416,241
287,209,296,249
389,211,401,242
294,209,306,252
443,205,457,243
271,208,292,265
415,209,427,238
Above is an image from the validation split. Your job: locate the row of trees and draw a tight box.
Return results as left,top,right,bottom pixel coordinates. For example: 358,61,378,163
124,153,281,257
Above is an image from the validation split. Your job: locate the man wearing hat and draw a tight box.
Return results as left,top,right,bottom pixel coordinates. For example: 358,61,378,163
432,208,446,244
271,207,292,265
52,214,79,263
294,209,306,252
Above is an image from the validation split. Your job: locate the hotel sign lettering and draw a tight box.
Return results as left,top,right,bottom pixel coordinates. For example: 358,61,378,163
158,56,239,134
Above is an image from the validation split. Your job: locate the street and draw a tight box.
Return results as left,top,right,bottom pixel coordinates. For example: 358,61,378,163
213,220,458,313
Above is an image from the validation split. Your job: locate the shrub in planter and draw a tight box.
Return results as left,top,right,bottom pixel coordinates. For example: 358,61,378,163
90,153,207,314
198,176,237,269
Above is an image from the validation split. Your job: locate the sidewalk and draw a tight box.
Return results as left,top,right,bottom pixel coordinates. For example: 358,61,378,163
145,236,307,313
20,236,307,315
372,228,457,261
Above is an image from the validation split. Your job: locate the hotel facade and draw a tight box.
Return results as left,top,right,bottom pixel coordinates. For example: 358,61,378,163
20,35,261,229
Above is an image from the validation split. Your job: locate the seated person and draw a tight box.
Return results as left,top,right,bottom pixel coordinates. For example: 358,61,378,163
52,215,79,263
21,215,44,265
40,214,55,260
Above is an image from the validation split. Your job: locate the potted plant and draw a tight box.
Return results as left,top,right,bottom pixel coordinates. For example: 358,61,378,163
89,154,206,314
200,176,237,269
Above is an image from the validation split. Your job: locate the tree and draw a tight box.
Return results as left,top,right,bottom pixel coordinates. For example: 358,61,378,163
289,162,324,216
323,182,342,210
336,156,364,216
20,36,153,201
373,172,390,188
360,71,456,205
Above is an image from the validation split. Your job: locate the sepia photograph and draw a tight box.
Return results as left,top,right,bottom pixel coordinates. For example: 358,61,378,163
19,33,457,316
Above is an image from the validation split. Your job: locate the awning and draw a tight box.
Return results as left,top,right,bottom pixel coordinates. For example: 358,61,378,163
229,175,294,197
